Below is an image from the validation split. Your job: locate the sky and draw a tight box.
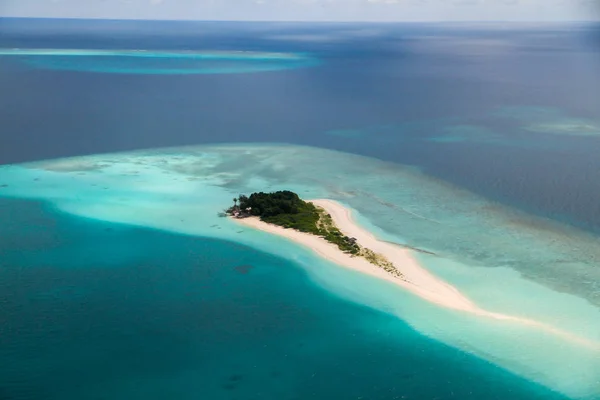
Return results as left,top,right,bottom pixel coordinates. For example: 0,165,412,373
0,0,598,22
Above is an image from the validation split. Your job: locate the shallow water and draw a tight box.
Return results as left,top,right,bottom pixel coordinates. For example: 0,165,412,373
0,197,573,400
1,144,599,398
0,49,318,74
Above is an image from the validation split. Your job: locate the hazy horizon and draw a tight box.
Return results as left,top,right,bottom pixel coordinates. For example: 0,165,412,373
1,0,598,22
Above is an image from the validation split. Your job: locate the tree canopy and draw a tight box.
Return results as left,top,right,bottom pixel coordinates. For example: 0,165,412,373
228,191,360,255
236,190,306,218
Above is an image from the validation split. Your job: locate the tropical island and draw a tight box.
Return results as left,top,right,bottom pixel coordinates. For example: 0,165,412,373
222,190,596,350
226,190,401,278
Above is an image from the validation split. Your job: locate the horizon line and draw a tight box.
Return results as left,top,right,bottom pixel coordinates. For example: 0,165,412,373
2,16,599,24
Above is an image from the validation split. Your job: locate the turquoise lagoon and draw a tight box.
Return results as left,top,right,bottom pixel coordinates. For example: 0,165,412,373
0,49,319,74
1,144,599,399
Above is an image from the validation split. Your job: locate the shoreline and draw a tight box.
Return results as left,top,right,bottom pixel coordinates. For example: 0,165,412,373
234,199,600,350
236,199,477,313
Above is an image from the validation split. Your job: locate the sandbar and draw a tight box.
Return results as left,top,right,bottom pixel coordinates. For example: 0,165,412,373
236,199,477,312
235,199,600,349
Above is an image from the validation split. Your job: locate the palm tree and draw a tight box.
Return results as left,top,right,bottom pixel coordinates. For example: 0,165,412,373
233,197,238,209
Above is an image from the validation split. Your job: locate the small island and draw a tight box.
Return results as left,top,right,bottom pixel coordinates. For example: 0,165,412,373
226,190,402,278
224,192,579,332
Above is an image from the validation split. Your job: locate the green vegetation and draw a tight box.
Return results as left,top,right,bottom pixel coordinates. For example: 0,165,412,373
360,248,402,279
228,190,360,255
228,191,404,280
315,208,360,254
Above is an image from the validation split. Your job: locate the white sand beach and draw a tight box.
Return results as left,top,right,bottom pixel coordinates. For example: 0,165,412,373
235,199,600,350
236,199,479,313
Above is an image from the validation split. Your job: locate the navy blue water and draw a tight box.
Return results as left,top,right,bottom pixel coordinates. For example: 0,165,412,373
0,19,598,399
0,198,568,399
1,19,600,232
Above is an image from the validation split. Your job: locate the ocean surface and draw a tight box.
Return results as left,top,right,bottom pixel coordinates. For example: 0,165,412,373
1,19,600,399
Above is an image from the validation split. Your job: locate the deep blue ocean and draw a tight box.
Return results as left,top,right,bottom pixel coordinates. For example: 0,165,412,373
1,19,599,399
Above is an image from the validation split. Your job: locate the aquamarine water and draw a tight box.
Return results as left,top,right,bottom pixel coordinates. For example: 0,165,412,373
0,197,572,400
0,49,319,74
1,144,599,399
